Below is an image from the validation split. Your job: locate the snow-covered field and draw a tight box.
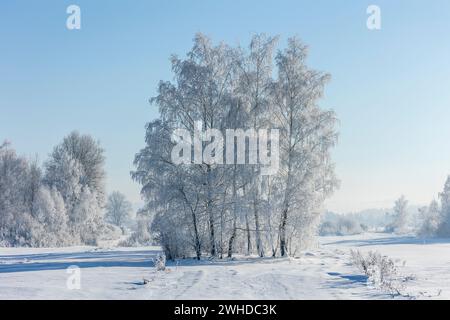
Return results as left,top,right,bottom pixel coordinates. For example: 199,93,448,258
0,233,449,300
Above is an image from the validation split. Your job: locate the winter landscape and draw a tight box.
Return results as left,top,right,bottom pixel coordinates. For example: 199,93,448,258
2,1,450,301
1,233,450,300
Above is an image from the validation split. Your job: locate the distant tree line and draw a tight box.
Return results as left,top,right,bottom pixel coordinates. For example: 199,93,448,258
418,176,450,237
0,132,131,247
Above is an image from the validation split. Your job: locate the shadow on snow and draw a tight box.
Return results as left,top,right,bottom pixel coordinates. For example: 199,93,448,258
321,235,450,247
0,249,158,274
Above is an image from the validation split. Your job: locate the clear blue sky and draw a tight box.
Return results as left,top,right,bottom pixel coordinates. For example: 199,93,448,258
1,0,450,212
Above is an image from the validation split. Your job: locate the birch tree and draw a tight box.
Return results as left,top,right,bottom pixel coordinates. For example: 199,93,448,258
235,34,278,257
105,191,133,231
271,37,338,256
390,195,408,234
133,34,339,259
152,34,236,257
418,200,440,237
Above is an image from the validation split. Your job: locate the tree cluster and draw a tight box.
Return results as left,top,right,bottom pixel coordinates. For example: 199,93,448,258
0,132,107,246
132,34,339,259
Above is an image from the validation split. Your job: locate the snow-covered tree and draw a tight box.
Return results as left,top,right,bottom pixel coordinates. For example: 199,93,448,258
0,134,108,247
0,141,39,246
418,200,440,237
235,34,279,257
437,176,450,236
119,207,153,247
45,131,106,208
44,132,106,245
388,195,409,234
271,37,338,256
44,149,83,219
33,185,72,246
414,176,450,238
72,186,104,245
105,191,133,231
133,34,338,259
134,34,238,259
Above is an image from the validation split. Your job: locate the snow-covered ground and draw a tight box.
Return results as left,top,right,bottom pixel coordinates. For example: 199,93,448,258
322,233,449,299
0,233,449,299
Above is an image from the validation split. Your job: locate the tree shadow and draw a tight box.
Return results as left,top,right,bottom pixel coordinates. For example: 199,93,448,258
166,255,291,268
0,249,159,274
322,235,450,247
327,271,367,283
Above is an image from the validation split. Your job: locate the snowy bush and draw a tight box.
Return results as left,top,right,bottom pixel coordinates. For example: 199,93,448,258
385,196,409,234
154,253,166,271
436,177,450,236
350,250,411,296
105,191,133,232
151,208,192,260
33,186,73,247
119,217,153,247
71,187,105,245
417,201,440,237
413,176,450,238
319,215,365,236
97,223,123,242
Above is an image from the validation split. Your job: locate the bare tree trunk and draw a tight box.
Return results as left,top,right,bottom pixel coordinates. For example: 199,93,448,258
245,213,252,255
272,243,278,257
253,195,264,257
279,207,288,257
219,191,227,259
181,189,202,260
192,211,201,260
279,111,294,257
267,199,277,257
279,162,292,257
241,184,252,256
206,165,216,257
228,167,238,258
227,219,237,258
208,205,216,257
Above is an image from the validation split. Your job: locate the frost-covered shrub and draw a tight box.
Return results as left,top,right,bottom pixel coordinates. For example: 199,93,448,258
417,201,440,237
97,223,123,241
152,208,191,260
154,253,166,271
436,177,450,237
385,196,409,234
319,216,365,236
33,186,73,247
12,212,45,247
119,218,153,247
350,250,410,296
71,187,105,245
0,239,10,247
105,191,133,231
288,211,321,255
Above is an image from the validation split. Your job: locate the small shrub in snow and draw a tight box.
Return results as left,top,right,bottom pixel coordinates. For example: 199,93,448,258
319,218,364,236
350,250,410,296
154,253,166,271
118,230,152,247
97,223,122,241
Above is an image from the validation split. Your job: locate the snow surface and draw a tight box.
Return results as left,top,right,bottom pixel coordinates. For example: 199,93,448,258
0,233,448,299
